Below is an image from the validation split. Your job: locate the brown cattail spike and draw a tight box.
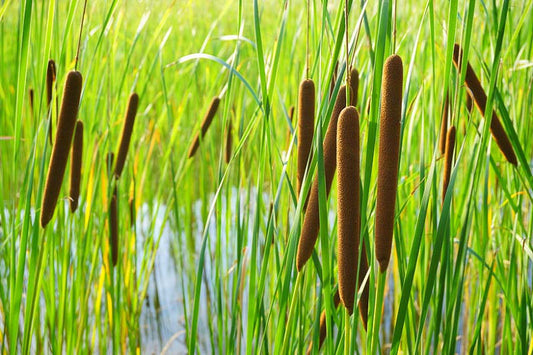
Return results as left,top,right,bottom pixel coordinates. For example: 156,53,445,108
297,79,315,199
40,70,83,228
225,120,233,164
69,120,83,212
349,68,359,107
375,54,403,273
439,91,449,155
296,85,348,271
114,93,139,178
47,60,56,108
188,96,221,158
442,126,456,203
466,92,473,114
452,44,517,165
336,106,360,315
109,186,118,266
29,89,34,117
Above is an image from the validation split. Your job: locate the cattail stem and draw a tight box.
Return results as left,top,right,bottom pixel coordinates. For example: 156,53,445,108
40,70,83,228
69,120,83,212
452,44,517,165
439,91,449,155
306,290,341,354
375,54,403,273
114,93,139,178
350,68,359,107
442,126,456,203
336,106,360,315
297,79,315,200
188,97,221,158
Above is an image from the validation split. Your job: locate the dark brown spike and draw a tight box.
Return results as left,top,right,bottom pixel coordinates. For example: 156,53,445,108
336,106,360,315
40,70,83,228
114,93,139,178
442,126,456,203
225,120,233,164
297,79,315,200
29,88,34,118
375,54,403,273
69,120,83,212
109,186,118,266
296,85,347,271
188,96,221,158
46,59,56,108
439,91,449,155
452,44,517,165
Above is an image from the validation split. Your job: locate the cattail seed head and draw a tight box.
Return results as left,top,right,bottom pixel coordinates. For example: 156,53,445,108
375,54,403,273
47,59,56,108
439,92,449,155
114,93,139,178
225,120,233,164
297,79,315,200
29,88,34,117
336,106,360,315
452,44,517,165
109,186,118,266
188,96,221,158
442,126,456,203
296,85,348,271
466,92,473,114
40,70,83,228
69,120,83,212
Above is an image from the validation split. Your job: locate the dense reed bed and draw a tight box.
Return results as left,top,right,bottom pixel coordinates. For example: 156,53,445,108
1,1,532,354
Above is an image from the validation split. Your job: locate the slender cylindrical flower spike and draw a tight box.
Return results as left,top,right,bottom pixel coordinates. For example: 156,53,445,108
297,85,348,271
297,79,315,199
114,93,139,178
188,97,220,158
442,126,456,203
336,106,360,315
109,186,118,266
350,68,359,107
374,54,403,273
452,44,517,165
40,70,83,228
69,120,83,212
225,120,233,164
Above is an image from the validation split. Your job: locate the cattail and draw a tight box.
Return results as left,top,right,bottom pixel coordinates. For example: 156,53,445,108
306,290,342,354
442,126,456,203
46,60,56,108
297,79,315,200
109,185,118,266
40,70,83,228
46,60,57,144
296,85,349,271
336,106,360,315
188,96,220,158
466,92,473,114
452,44,517,165
29,88,34,118
374,55,403,273
439,91,449,155
349,68,359,107
114,93,139,178
225,120,233,164
69,120,83,212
